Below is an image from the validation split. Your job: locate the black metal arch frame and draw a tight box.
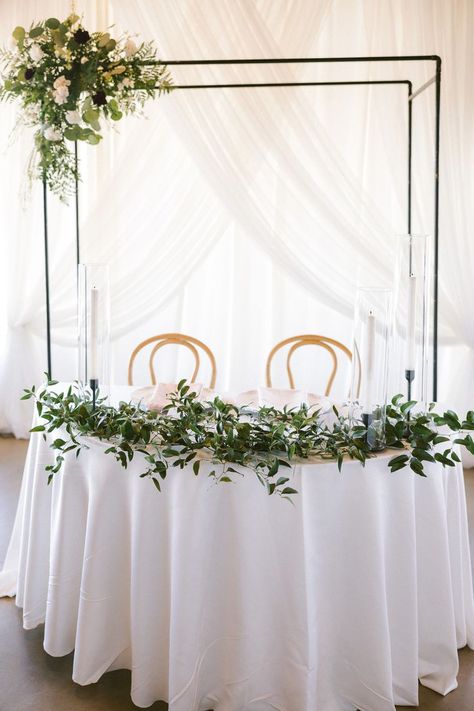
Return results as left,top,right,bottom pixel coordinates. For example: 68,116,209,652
42,54,441,399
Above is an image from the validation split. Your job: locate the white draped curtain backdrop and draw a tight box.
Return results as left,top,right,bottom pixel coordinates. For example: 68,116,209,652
0,0,472,437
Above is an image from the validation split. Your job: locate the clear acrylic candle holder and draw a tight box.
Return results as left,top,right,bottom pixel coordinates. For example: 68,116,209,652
392,234,432,408
350,287,392,451
78,263,110,403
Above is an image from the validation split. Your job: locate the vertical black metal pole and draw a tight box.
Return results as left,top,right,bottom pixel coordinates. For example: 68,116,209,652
42,177,52,378
404,83,415,401
74,141,80,267
407,82,413,237
433,59,441,402
74,141,85,383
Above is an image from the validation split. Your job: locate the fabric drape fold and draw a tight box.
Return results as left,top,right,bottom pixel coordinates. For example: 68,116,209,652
3,426,473,709
0,0,472,435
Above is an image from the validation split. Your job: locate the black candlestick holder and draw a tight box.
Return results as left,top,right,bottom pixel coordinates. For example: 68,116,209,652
405,368,415,401
89,378,99,410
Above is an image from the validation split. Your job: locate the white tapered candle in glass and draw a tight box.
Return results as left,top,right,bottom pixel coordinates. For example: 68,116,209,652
393,234,432,406
78,264,110,404
363,310,376,414
406,274,417,372
89,287,99,381
350,287,392,451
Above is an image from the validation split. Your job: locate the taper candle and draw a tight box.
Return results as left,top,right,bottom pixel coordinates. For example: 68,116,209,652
89,287,99,380
364,310,376,413
406,275,417,371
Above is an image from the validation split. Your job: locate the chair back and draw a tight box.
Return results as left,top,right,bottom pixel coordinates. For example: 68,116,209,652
266,334,357,397
128,333,217,388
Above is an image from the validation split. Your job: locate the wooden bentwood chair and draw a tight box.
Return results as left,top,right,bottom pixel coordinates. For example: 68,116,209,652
128,333,217,388
266,334,357,397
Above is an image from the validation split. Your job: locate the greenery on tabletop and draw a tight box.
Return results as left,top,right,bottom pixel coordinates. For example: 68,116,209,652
385,395,474,475
0,14,172,200
21,379,474,498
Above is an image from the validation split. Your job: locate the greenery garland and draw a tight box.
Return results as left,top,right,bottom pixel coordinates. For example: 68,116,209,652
22,378,474,499
0,14,172,200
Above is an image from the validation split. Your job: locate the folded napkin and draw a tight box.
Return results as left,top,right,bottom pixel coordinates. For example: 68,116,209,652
224,389,259,408
147,382,203,410
199,387,215,402
257,387,308,410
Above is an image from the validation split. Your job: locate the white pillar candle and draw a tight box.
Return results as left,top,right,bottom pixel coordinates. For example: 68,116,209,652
406,275,417,371
89,287,99,380
364,310,376,413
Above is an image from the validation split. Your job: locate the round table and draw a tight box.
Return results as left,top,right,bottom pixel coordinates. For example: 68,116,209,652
1,399,474,710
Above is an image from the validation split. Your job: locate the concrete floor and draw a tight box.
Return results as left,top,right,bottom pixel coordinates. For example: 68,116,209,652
1,436,474,711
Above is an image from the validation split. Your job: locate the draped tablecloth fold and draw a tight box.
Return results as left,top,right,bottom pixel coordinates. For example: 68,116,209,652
1,430,474,711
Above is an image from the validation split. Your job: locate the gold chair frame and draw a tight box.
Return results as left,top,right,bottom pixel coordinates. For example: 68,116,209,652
266,334,358,397
128,333,217,388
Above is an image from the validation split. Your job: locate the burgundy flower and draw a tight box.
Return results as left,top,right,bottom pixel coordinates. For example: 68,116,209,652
74,29,90,45
92,91,107,106
24,67,35,80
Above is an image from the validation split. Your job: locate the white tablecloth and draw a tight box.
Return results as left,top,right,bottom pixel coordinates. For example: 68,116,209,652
1,420,474,710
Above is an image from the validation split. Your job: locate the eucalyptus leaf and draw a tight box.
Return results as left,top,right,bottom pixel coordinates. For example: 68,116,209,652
64,126,81,141
45,18,60,30
83,108,100,124
98,33,110,47
86,133,102,145
29,26,44,38
12,26,25,42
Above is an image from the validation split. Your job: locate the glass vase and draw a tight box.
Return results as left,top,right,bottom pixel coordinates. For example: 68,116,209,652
392,234,432,408
78,263,111,404
350,287,392,451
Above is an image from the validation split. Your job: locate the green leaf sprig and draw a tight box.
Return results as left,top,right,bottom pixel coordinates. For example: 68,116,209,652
384,394,474,475
21,379,474,498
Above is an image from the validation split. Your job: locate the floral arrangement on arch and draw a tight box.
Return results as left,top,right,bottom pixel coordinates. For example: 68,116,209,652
0,14,172,200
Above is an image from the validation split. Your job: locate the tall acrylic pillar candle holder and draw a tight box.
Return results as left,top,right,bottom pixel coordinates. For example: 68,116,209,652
350,287,392,451
393,234,432,408
78,264,110,406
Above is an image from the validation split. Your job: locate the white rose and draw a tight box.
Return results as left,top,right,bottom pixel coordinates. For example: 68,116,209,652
53,75,71,89
65,110,81,124
125,39,138,57
81,56,88,64
30,43,44,62
53,87,69,105
44,126,62,141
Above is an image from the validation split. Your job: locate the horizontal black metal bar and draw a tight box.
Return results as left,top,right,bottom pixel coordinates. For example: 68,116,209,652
168,80,412,90
49,52,439,399
147,55,441,66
